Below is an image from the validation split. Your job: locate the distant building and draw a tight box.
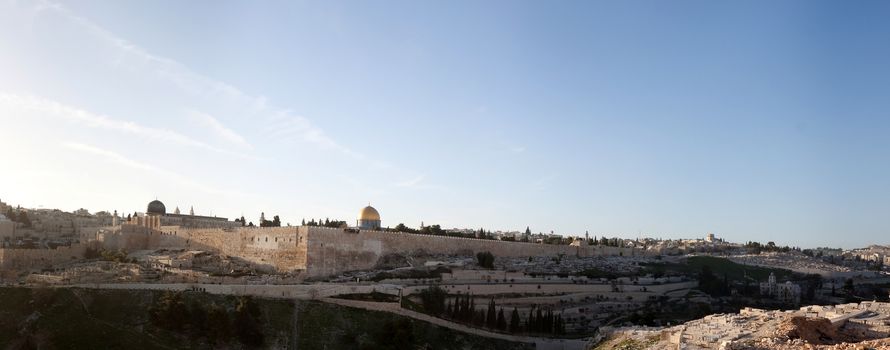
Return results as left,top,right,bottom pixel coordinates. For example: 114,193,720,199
0,214,15,239
705,233,716,243
760,272,801,304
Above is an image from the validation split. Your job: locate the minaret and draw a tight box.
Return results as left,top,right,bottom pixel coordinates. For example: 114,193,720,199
174,206,181,215
260,212,266,223
189,206,194,216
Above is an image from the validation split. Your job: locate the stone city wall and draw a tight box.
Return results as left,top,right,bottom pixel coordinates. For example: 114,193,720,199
93,225,649,278
104,225,307,274
0,243,92,270
303,226,646,277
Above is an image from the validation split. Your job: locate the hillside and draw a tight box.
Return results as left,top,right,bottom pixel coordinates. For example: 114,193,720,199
0,287,530,350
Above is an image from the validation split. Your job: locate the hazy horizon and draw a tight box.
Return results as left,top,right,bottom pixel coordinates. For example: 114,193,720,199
2,1,888,249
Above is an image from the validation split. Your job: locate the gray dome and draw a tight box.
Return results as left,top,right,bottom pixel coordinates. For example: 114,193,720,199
147,200,166,215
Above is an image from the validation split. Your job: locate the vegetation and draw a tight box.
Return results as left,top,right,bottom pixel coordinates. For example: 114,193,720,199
82,248,134,263
413,287,565,336
4,208,31,228
0,287,527,350
367,266,450,282
476,251,495,269
333,291,400,303
744,241,795,254
299,297,529,350
302,217,347,228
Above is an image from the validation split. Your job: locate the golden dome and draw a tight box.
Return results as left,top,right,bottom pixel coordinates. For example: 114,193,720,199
359,205,380,221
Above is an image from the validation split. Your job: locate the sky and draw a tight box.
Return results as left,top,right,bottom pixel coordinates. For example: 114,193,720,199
1,0,888,249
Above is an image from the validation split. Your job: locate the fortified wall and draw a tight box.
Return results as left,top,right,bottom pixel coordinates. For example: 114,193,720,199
95,225,647,278
103,225,307,274
0,243,93,271
302,226,646,277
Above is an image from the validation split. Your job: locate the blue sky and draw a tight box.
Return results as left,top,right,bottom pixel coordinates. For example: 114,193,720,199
1,1,888,248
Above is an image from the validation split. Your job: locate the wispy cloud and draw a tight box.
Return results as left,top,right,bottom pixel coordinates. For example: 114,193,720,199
27,0,364,162
532,172,559,191
396,175,426,188
0,93,250,158
62,142,243,197
186,110,252,149
395,174,446,191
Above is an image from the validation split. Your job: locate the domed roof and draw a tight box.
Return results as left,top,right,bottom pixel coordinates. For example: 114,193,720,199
147,200,166,215
358,205,380,221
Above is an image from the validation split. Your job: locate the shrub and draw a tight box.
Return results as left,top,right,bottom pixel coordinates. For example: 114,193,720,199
476,251,495,269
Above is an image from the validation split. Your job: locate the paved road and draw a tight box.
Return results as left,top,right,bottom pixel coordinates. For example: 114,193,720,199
321,298,592,350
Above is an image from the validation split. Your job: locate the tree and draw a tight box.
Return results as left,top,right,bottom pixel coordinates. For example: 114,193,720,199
272,215,281,227
240,216,246,227
5,208,16,222
17,211,31,227
476,251,495,269
301,218,306,226
372,318,415,350
509,308,521,333
419,285,447,316
496,308,507,331
187,301,208,337
525,226,531,235
843,278,855,295
234,297,264,347
486,299,497,329
149,291,190,331
206,303,231,343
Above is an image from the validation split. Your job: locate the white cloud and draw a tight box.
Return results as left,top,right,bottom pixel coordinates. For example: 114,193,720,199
186,110,252,149
396,175,426,188
394,174,446,191
0,93,250,157
27,0,362,161
62,142,241,197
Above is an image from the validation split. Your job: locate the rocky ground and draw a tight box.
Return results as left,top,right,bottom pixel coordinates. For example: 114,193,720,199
596,304,890,350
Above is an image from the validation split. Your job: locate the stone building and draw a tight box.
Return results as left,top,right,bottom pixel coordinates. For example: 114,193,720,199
126,199,237,229
760,272,801,304
0,214,15,239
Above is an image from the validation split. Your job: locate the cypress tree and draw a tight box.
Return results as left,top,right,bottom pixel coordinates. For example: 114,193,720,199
486,299,497,329
496,308,506,331
509,308,521,333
